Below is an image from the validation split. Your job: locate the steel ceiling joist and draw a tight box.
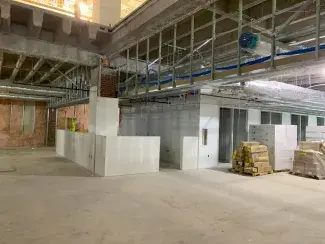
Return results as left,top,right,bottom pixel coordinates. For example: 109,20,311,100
11,54,26,81
34,62,63,85
22,57,45,83
50,65,80,85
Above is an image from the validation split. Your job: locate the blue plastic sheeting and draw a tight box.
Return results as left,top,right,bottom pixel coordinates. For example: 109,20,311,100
119,44,325,93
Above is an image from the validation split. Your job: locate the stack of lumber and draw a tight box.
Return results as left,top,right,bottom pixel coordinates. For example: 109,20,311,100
232,141,272,176
292,141,325,179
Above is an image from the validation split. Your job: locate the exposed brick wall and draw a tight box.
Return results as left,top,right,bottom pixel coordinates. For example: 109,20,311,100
0,99,46,147
100,74,117,98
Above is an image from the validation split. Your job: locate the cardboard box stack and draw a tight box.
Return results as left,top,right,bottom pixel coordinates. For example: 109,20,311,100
232,141,272,176
292,141,325,179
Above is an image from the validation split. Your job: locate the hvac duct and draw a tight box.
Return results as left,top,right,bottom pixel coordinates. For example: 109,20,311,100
0,83,66,97
0,94,50,101
239,33,288,56
220,80,325,111
241,80,325,104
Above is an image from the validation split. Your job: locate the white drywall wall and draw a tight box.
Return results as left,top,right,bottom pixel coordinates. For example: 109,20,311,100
103,136,160,176
88,86,97,133
120,96,200,167
247,109,261,131
199,96,219,168
180,137,199,170
96,97,119,136
56,130,94,172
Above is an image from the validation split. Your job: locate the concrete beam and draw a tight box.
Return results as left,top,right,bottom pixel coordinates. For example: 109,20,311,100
28,9,44,38
11,54,26,81
0,1,10,34
0,33,99,66
55,18,72,44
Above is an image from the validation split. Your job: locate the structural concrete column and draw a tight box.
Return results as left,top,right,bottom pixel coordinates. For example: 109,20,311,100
198,102,219,169
308,115,317,126
247,109,261,129
282,112,291,125
92,0,121,26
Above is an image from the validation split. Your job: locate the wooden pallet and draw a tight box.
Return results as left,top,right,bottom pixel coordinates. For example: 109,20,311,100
289,171,324,180
229,168,272,177
273,169,290,173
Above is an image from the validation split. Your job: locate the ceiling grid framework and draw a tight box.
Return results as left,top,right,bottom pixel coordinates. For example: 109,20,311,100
108,0,325,116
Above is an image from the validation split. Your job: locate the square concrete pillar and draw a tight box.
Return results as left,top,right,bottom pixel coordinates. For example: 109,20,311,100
282,112,291,125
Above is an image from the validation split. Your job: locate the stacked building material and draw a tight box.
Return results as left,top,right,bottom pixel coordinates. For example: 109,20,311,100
249,125,297,171
292,141,325,179
232,141,272,176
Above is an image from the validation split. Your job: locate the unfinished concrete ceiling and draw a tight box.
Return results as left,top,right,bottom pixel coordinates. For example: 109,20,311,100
121,0,147,19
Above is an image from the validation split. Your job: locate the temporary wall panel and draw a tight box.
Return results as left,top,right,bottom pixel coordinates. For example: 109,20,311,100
198,103,219,169
95,136,160,177
120,96,200,168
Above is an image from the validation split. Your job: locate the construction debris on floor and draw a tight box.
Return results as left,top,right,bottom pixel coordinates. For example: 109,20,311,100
291,141,325,179
232,141,272,176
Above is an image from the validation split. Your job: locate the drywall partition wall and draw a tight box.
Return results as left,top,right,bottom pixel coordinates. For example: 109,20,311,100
56,129,94,172
308,115,317,126
95,97,119,136
88,86,97,133
247,109,261,128
119,96,200,167
180,137,199,170
282,112,291,125
56,129,65,156
199,95,219,168
100,136,160,177
95,135,106,176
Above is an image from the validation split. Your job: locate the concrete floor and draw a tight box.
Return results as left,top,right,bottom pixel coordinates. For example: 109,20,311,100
1,148,325,243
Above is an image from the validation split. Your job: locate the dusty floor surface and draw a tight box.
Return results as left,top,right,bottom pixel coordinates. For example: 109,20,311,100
1,148,325,244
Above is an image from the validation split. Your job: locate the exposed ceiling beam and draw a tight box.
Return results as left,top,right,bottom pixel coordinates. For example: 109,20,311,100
0,34,98,66
34,62,63,85
11,54,26,81
134,0,303,59
22,58,45,83
274,0,314,36
50,65,80,85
